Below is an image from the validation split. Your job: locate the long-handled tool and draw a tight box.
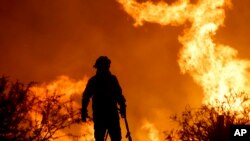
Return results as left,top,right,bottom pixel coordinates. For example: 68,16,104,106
104,117,132,141
124,116,132,141
104,130,109,141
103,108,132,141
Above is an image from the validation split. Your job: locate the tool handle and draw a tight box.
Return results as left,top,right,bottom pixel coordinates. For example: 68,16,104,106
124,117,132,141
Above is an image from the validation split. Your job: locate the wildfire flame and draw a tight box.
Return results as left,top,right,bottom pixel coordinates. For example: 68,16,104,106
30,75,94,141
142,120,160,141
30,76,162,141
31,75,88,99
117,0,250,113
24,1,250,140
30,76,163,140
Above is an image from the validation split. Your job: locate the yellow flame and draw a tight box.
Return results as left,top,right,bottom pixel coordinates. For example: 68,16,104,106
142,120,160,141
118,0,250,113
30,75,94,140
31,75,88,99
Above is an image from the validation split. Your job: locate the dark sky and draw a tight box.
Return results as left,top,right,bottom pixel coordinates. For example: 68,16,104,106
1,0,250,138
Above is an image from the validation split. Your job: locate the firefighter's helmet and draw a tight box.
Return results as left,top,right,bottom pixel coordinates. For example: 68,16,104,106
94,56,111,69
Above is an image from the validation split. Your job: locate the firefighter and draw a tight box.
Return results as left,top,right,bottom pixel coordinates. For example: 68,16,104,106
81,56,126,141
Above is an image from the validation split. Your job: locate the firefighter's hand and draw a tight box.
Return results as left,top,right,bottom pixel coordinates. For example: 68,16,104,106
81,109,88,122
120,105,126,118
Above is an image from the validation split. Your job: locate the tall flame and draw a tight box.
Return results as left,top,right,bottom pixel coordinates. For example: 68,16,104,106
117,0,250,113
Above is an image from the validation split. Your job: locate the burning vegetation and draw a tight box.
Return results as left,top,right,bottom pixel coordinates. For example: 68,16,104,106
0,76,94,141
117,0,250,140
118,0,250,115
1,0,250,141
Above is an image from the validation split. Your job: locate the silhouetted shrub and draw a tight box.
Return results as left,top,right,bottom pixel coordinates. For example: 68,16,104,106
0,76,81,140
166,92,250,141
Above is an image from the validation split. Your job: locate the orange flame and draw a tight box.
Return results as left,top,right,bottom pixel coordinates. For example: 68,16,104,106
30,76,166,141
142,120,161,141
31,75,88,99
118,0,250,113
53,121,94,141
30,75,94,140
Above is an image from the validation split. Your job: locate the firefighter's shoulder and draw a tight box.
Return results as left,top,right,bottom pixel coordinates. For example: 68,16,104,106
88,76,97,84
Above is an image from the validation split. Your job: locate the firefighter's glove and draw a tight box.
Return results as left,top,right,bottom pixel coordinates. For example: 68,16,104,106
81,109,88,122
120,104,126,118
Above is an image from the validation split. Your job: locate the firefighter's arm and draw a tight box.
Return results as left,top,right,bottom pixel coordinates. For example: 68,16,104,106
114,76,126,118
118,94,126,118
81,79,93,122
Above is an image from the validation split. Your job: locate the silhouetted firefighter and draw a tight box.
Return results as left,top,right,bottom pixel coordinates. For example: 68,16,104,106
82,56,128,141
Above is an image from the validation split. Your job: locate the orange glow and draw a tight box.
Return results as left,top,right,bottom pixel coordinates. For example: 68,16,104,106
118,0,250,114
28,75,167,140
30,75,88,99
1,0,250,140
54,121,94,141
142,120,160,141
30,75,95,140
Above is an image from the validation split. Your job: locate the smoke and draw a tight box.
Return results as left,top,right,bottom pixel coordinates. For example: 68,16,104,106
1,0,250,140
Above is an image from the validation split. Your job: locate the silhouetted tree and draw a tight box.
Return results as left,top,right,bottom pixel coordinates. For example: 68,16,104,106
165,92,250,141
0,76,81,140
